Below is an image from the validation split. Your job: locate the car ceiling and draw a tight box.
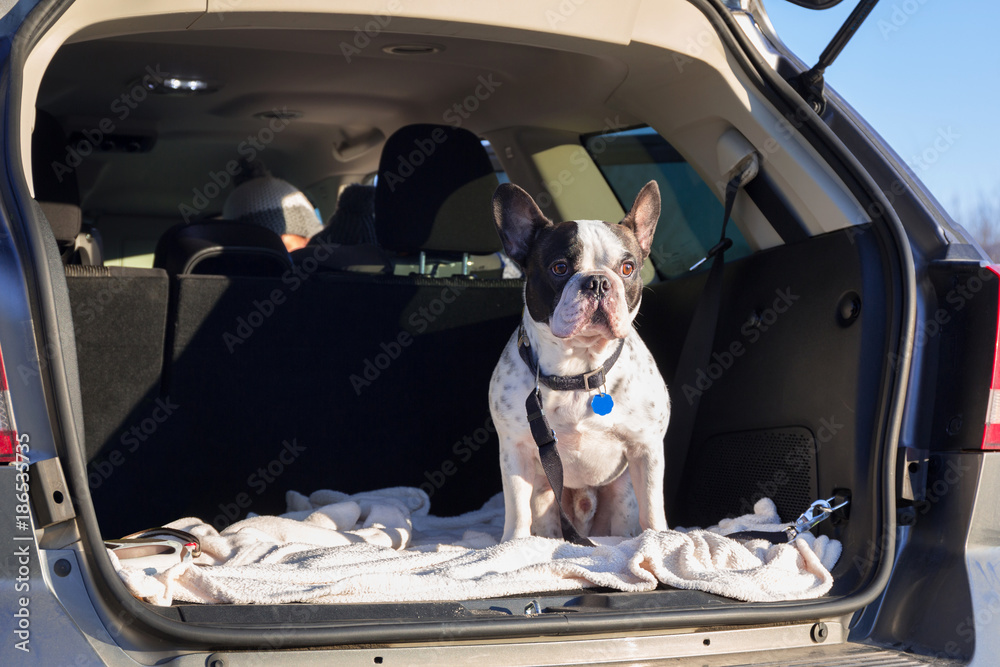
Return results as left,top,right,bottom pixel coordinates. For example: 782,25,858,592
36,29,637,217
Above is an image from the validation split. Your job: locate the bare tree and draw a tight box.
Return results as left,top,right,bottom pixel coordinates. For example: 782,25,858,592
952,192,1000,263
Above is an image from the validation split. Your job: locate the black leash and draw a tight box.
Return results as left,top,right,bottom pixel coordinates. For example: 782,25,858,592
726,528,796,545
524,387,595,546
519,329,626,546
726,497,849,544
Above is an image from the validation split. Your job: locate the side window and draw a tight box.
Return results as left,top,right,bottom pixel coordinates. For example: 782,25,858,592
481,139,509,184
583,127,752,279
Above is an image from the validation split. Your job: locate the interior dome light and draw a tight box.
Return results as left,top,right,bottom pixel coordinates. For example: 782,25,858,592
142,75,218,95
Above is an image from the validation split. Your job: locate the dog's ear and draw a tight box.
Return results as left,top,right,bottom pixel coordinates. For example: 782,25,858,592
492,183,553,268
621,180,660,258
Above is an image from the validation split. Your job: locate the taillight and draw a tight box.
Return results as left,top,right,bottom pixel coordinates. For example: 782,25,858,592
0,341,20,463
982,265,1000,449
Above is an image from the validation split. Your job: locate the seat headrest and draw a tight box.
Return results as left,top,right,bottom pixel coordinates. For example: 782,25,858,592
38,201,82,242
32,110,80,205
154,221,292,276
223,176,323,239
375,124,501,254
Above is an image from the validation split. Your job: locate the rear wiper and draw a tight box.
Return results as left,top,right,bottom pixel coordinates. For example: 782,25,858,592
792,0,880,114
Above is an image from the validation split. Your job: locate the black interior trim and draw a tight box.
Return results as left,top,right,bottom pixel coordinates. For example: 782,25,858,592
744,168,810,244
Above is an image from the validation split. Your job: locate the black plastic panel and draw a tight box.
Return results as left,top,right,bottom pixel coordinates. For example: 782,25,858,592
680,427,818,526
638,227,889,595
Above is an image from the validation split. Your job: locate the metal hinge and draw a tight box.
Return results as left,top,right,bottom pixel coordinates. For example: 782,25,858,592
29,457,76,528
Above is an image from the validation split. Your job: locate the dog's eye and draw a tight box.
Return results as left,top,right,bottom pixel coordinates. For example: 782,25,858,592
621,261,636,277
551,262,568,276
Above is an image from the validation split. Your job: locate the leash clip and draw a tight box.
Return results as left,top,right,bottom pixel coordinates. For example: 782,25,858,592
790,497,850,538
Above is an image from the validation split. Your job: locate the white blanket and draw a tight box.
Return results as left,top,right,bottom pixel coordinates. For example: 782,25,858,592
110,488,841,606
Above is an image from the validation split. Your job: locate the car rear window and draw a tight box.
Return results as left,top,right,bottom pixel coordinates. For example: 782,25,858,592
583,126,752,279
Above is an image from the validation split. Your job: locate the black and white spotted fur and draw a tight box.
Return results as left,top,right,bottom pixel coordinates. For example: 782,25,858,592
489,181,670,541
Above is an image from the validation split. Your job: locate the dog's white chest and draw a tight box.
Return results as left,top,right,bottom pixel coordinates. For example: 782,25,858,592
537,377,650,486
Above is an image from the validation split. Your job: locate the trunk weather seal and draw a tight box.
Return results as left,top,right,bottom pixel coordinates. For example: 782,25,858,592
685,0,915,616
3,0,916,650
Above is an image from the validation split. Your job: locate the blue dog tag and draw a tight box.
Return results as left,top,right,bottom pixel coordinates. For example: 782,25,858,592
591,393,614,416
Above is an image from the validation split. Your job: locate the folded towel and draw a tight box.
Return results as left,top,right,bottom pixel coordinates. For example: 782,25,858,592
110,488,841,606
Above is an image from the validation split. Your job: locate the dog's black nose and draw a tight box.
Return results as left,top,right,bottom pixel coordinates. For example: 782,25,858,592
585,274,611,297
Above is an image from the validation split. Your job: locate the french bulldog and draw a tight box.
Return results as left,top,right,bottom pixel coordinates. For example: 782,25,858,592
489,181,670,541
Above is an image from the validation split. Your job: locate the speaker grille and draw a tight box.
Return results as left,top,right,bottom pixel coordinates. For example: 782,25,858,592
676,427,818,527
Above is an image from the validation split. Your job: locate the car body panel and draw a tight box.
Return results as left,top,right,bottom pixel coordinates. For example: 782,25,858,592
0,0,992,664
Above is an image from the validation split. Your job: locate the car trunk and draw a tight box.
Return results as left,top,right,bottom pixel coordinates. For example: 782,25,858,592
65,219,892,622
15,0,909,650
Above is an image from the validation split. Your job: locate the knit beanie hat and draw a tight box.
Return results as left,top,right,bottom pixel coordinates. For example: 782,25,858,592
223,173,323,239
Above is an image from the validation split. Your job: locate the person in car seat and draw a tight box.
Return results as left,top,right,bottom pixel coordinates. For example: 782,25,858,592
223,162,323,252
308,183,377,247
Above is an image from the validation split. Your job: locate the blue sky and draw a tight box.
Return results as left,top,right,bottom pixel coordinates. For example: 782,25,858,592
763,0,999,224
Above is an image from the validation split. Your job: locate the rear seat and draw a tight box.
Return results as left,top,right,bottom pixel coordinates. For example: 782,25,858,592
63,265,170,465
33,111,105,265
40,201,104,265
127,272,521,533
153,220,293,277
85,125,525,535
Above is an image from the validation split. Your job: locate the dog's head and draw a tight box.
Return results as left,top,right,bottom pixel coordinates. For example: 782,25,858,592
492,181,660,342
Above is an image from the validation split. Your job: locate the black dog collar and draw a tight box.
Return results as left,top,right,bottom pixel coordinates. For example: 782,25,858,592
517,325,625,392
